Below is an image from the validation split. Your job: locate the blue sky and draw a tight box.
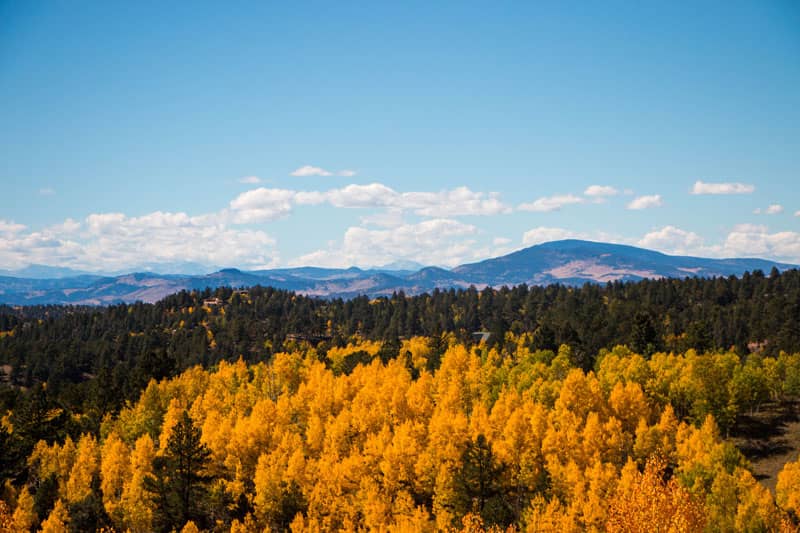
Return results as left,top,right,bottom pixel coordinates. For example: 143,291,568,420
1,1,799,272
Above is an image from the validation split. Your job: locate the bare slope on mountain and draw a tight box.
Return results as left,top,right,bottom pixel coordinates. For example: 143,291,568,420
0,239,795,304
452,239,795,285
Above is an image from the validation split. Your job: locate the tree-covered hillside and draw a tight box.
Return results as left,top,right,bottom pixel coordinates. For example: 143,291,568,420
1,269,800,531
2,268,799,410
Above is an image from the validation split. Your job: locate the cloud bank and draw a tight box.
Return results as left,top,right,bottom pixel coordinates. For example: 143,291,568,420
290,165,357,177
691,181,755,195
627,195,663,210
4,178,799,273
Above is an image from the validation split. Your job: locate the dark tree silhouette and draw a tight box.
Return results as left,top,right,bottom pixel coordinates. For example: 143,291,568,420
146,411,211,532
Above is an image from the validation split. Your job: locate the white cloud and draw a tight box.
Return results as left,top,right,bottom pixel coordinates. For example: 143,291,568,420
721,224,800,261
691,181,755,195
400,187,511,216
795,210,800,217
493,237,512,246
230,183,511,220
517,223,800,263
519,194,584,212
291,165,332,177
636,224,800,262
39,187,56,196
637,226,706,256
584,185,618,197
754,205,783,215
318,183,510,215
522,227,584,246
289,218,482,268
0,220,27,235
229,188,295,223
48,218,81,235
627,195,663,210
326,183,397,208
239,176,261,184
520,226,626,248
0,210,278,271
86,213,126,233
290,166,358,177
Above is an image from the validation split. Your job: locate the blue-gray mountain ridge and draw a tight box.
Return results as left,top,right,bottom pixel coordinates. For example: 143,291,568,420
0,240,795,305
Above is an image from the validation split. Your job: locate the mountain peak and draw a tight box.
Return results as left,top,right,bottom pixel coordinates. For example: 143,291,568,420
453,239,795,286
0,240,795,304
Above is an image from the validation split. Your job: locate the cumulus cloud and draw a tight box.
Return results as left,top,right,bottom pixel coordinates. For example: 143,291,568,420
627,195,663,210
326,183,397,208
0,211,278,271
290,220,800,270
290,165,333,177
796,210,800,217
318,183,510,215
522,227,584,246
584,185,618,197
0,220,27,235
290,166,358,177
289,219,482,268
518,194,584,212
229,188,295,223
49,218,81,235
635,224,800,262
229,183,511,221
637,226,706,256
401,187,510,216
754,204,784,215
722,224,800,261
239,176,261,184
691,181,755,195
520,226,626,248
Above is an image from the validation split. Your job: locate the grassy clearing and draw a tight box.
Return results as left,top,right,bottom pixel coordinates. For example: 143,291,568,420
731,401,800,492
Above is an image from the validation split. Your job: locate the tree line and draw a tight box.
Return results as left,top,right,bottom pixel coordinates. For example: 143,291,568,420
2,268,799,398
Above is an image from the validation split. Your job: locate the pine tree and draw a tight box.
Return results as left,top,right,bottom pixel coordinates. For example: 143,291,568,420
145,411,211,532
454,434,510,527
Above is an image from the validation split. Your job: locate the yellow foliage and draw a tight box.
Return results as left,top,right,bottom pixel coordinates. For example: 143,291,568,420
65,434,100,503
181,520,201,533
119,434,156,532
100,432,130,521
25,339,800,531
606,457,706,532
40,499,69,533
28,436,76,498
523,496,580,532
11,488,36,532
0,500,12,531
734,468,782,532
402,336,434,370
777,458,800,516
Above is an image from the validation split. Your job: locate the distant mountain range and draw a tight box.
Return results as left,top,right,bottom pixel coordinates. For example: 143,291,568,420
0,240,795,305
